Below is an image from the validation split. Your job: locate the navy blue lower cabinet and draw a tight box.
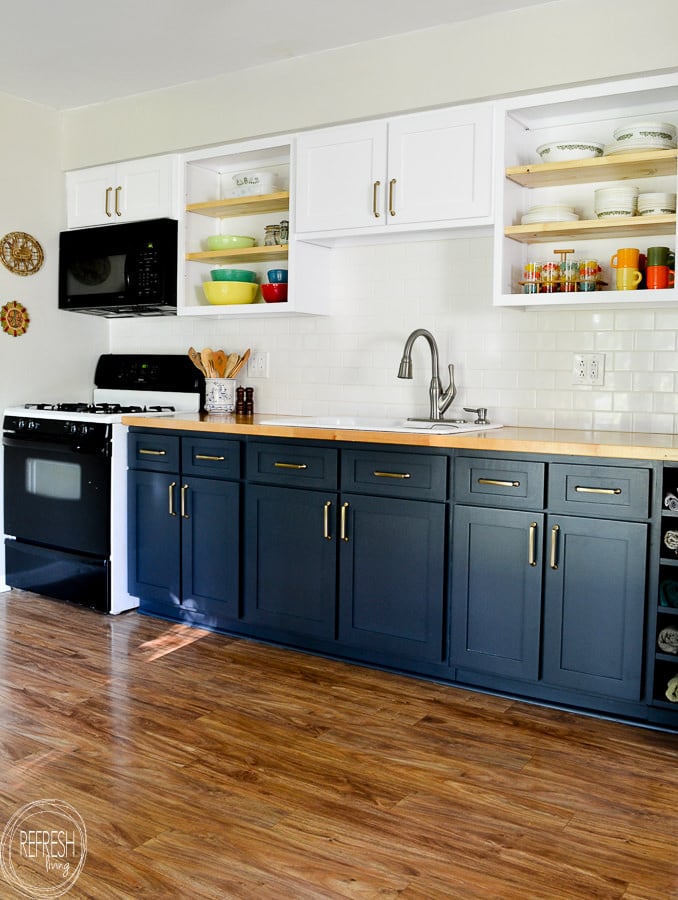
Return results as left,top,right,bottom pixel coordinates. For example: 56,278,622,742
128,468,240,625
338,493,446,663
243,484,338,639
542,515,647,701
450,505,543,681
128,468,181,612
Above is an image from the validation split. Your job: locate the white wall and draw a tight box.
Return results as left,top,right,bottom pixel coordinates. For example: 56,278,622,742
60,0,678,434
0,91,107,411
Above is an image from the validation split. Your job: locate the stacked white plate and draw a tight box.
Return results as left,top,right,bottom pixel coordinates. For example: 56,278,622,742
638,192,677,216
604,120,677,155
594,186,638,218
520,203,579,225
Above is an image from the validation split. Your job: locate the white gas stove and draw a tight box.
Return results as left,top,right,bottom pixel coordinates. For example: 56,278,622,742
2,354,203,614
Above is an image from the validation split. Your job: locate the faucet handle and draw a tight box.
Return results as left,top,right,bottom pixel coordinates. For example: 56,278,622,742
463,407,489,425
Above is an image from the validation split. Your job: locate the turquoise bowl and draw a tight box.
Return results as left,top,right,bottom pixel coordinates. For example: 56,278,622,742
211,268,257,283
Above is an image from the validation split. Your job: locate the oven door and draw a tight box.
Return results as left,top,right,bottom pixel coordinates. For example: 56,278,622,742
3,433,110,556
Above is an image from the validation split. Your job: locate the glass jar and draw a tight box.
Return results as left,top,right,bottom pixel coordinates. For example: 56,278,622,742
264,225,281,246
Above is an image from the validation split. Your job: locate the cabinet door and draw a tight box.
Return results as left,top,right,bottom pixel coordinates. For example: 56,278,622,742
66,165,118,228
181,477,240,624
243,484,337,638
338,493,445,663
542,515,646,700
127,470,181,614
387,105,493,225
295,121,387,232
451,506,543,680
116,156,178,222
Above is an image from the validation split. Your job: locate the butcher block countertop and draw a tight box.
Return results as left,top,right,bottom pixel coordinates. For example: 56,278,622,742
121,412,678,462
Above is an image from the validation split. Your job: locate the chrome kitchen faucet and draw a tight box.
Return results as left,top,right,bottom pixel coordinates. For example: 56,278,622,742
397,328,456,422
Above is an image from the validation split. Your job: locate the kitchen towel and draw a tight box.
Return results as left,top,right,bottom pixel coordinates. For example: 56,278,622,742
659,580,678,608
665,674,678,703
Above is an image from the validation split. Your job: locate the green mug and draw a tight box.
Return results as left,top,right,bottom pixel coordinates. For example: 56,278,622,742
647,246,672,267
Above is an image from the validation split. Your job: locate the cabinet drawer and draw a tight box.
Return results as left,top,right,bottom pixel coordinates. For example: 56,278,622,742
181,436,241,479
341,449,447,500
455,457,545,509
128,432,179,471
247,442,338,489
549,464,650,519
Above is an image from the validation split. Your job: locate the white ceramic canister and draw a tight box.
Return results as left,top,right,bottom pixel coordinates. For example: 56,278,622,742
204,378,237,413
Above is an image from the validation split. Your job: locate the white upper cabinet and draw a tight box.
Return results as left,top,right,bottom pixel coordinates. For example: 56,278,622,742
295,104,494,239
66,155,179,228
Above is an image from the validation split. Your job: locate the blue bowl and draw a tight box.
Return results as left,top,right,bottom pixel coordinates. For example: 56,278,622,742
267,268,288,284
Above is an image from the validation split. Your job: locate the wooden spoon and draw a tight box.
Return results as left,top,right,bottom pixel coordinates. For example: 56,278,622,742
201,348,216,378
223,352,240,378
188,346,206,375
228,348,251,378
212,350,228,378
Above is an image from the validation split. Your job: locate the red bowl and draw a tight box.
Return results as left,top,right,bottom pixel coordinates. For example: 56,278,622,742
261,282,288,303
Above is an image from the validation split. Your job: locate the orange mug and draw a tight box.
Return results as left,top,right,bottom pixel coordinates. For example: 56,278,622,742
616,267,642,290
610,248,640,269
646,265,675,289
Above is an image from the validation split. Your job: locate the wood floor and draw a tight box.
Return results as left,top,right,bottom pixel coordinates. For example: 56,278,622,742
0,590,677,899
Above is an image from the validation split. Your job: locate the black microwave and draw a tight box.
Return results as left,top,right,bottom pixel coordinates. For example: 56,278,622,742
58,217,178,318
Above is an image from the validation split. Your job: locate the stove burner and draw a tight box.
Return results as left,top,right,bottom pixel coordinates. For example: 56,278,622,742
24,402,176,414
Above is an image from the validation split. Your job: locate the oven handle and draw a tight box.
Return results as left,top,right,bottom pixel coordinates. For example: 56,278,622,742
2,434,107,456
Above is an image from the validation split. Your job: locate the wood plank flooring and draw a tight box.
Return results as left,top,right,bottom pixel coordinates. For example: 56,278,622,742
0,589,677,898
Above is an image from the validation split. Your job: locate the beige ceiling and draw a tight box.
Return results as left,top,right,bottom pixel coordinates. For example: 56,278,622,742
1,0,557,110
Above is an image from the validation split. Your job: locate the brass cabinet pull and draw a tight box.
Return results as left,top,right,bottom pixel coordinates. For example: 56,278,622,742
388,178,397,216
273,462,308,470
340,501,350,542
115,185,122,216
373,470,411,479
574,485,622,495
478,478,520,487
550,523,560,570
528,522,537,567
105,186,113,217
323,500,332,540
168,481,177,517
372,180,381,218
195,454,225,461
139,448,167,456
180,484,189,519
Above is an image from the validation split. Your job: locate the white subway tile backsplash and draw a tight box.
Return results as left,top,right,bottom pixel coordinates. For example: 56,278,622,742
110,236,678,435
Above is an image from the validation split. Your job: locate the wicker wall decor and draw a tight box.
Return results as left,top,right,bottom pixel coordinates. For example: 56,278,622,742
0,301,29,336
0,231,44,275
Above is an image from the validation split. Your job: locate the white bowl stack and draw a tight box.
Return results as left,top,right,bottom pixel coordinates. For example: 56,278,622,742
535,140,604,163
594,186,639,218
604,121,677,155
637,192,677,216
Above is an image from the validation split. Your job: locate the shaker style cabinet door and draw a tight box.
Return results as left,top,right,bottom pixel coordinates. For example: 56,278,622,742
386,105,494,225
295,121,387,232
450,505,543,681
542,515,647,701
338,493,446,663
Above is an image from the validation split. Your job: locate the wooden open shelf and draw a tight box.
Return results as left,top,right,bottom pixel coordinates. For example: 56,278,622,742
186,245,289,264
505,214,676,244
506,149,678,188
186,191,290,218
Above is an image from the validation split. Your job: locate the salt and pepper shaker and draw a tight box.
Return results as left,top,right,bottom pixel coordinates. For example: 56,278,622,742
244,386,254,416
235,386,245,415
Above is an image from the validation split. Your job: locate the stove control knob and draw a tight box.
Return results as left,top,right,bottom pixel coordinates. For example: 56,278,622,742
27,420,39,431
16,419,26,430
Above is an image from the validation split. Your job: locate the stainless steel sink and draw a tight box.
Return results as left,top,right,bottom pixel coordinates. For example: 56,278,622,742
257,415,502,434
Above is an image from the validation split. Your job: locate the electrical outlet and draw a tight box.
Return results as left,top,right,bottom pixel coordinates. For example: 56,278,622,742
247,351,269,378
572,352,605,386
